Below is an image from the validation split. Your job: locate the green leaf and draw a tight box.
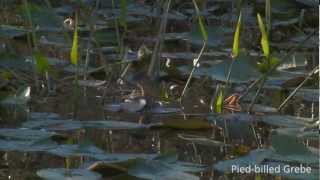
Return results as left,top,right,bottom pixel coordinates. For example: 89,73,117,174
70,13,78,65
257,13,269,57
192,0,208,41
120,0,127,30
231,12,242,58
214,89,224,113
257,56,280,73
34,51,49,74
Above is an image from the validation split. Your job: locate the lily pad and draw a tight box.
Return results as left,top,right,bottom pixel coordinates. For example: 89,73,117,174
0,25,28,39
206,55,260,83
214,148,273,173
270,129,319,164
128,154,203,180
37,168,102,180
23,119,146,131
261,115,315,128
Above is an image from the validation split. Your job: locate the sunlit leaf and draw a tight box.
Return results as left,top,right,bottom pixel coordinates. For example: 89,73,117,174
231,12,242,58
257,13,269,57
70,13,78,65
34,51,49,74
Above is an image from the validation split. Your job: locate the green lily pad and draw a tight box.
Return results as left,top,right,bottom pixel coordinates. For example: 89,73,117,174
128,154,204,180
206,55,260,83
23,119,146,131
37,168,102,180
261,115,315,128
214,148,273,173
0,25,28,39
270,129,319,164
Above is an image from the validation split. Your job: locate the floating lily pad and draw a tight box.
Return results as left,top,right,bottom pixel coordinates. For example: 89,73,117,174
19,3,63,32
0,128,58,152
186,25,232,48
128,154,203,180
270,129,319,164
206,55,260,83
261,115,315,128
178,134,228,147
214,148,273,173
0,25,28,39
23,119,146,131
0,128,55,141
37,168,102,180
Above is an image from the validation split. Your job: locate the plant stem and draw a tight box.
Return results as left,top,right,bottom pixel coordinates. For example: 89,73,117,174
277,66,319,111
147,0,171,79
239,30,317,101
180,41,207,100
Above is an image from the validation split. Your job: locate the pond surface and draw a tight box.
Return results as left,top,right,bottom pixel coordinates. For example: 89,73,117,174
0,0,319,179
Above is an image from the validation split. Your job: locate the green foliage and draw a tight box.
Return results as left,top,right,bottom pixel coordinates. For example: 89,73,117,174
214,89,224,113
257,56,280,73
232,12,242,58
192,0,208,41
257,13,270,57
71,13,78,65
119,0,128,30
34,51,49,74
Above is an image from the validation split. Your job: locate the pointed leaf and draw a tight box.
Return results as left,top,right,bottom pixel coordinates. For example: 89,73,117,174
257,13,269,57
70,13,78,65
214,90,224,113
231,12,242,58
192,0,208,41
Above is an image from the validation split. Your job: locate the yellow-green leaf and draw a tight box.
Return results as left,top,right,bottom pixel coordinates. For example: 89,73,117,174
257,13,269,57
231,12,242,58
70,13,78,65
192,0,208,41
198,16,208,41
34,51,49,74
257,56,280,73
214,90,224,113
